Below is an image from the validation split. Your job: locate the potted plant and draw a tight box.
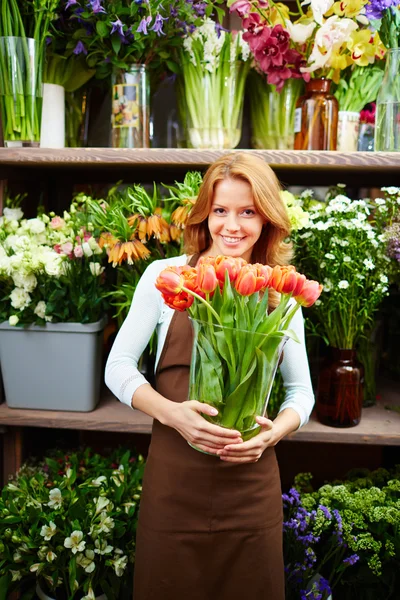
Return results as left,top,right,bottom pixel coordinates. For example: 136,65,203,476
0,447,145,600
0,197,108,411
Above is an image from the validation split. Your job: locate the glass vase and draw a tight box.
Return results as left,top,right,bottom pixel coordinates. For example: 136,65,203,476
375,49,400,152
316,348,364,428
0,37,43,147
188,318,287,452
249,72,304,149
111,64,150,149
358,123,375,151
294,78,338,151
337,111,360,152
65,87,90,148
178,60,250,149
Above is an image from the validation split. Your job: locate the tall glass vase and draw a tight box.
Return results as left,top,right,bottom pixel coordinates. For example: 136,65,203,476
316,348,364,428
294,79,338,150
65,88,90,148
0,37,43,147
178,60,250,149
188,318,287,451
111,64,150,149
249,72,304,149
375,49,400,152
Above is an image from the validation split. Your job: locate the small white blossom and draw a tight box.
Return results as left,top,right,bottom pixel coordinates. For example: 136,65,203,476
4,207,23,221
82,588,96,600
64,530,85,554
94,539,114,555
338,280,349,289
34,301,52,322
343,256,351,263
381,186,400,194
374,198,386,205
8,315,19,326
46,551,57,563
40,521,57,541
10,288,31,310
89,262,105,276
91,475,107,487
27,218,46,235
363,259,375,270
380,275,388,283
324,253,335,260
48,488,63,509
98,512,115,534
30,563,42,573
94,496,110,514
76,549,96,573
113,554,128,577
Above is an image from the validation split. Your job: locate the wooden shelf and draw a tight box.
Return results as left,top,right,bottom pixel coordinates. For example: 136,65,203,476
1,148,400,187
1,381,399,445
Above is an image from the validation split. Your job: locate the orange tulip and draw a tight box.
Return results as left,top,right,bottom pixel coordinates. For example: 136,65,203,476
268,265,284,290
235,265,258,296
155,267,184,295
295,280,323,307
254,264,272,290
292,273,306,296
162,291,194,311
196,263,218,294
214,256,242,284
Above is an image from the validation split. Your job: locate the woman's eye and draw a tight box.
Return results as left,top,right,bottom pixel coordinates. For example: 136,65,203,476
242,209,255,216
213,208,225,214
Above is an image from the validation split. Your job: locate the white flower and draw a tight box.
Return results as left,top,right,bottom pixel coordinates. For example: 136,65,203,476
44,254,64,277
301,0,334,24
343,256,351,263
94,539,114,555
4,207,23,221
381,186,400,195
27,218,46,235
12,273,37,292
91,475,107,487
338,280,349,289
10,288,31,310
9,315,19,326
48,488,63,509
301,189,314,198
76,549,96,573
98,512,115,534
94,496,110,514
64,530,86,554
29,563,42,573
320,261,326,268
89,262,105,277
324,253,335,260
113,554,128,577
323,279,332,292
285,18,316,44
374,198,386,205
81,588,96,600
46,551,57,563
315,299,321,306
13,552,23,563
363,259,375,270
40,521,57,541
82,242,93,257
380,275,388,283
34,301,50,321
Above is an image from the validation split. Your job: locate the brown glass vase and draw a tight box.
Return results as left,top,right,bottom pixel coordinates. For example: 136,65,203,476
316,348,364,428
294,79,338,150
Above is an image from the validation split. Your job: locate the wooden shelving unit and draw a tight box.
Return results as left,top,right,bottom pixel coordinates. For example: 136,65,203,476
0,147,399,481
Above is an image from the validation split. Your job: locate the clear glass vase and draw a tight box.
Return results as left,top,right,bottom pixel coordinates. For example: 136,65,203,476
188,318,287,452
316,348,364,428
178,60,250,149
65,87,90,148
294,78,338,150
375,49,400,152
111,64,150,148
0,37,43,147
249,72,304,149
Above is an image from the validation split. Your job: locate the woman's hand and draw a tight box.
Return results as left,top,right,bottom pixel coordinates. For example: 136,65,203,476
167,400,243,455
217,416,276,464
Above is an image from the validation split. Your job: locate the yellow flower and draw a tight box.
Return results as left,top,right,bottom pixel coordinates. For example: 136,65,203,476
347,29,376,66
108,238,151,266
329,0,368,18
269,2,290,26
372,31,386,60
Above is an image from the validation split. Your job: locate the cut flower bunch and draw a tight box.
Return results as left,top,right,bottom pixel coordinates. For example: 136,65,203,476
156,255,322,441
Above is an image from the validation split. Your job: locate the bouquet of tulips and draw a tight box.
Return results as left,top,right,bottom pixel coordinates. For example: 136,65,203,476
156,256,322,444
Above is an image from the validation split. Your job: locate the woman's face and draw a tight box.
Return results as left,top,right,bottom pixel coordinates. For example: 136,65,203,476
206,178,265,262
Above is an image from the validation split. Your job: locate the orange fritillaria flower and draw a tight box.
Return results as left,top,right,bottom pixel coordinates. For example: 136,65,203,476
108,238,151,266
171,197,197,228
99,232,117,250
170,224,183,242
128,208,171,243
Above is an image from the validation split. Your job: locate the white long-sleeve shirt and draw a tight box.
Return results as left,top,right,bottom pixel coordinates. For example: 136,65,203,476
105,255,315,428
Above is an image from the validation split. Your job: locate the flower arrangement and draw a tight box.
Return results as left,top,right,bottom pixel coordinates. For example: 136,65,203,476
333,63,384,112
366,0,400,49
178,17,251,148
155,255,322,442
293,186,397,349
62,0,224,80
0,448,145,600
0,199,107,326
229,0,384,91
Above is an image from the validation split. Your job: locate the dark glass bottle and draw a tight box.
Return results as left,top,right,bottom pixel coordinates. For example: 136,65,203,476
294,78,338,150
316,348,364,428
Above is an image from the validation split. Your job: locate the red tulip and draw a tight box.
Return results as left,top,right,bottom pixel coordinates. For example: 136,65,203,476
155,267,184,295
162,291,194,311
292,273,306,296
235,265,258,296
196,263,218,294
295,280,323,307
214,256,242,284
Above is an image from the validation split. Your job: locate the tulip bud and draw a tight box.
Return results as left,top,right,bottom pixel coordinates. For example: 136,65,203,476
292,273,306,296
162,291,194,311
155,267,184,295
295,280,323,307
214,256,241,283
269,265,284,290
235,265,258,296
196,263,218,294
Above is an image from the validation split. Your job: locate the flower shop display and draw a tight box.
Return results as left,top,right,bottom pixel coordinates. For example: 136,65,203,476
178,18,251,149
155,255,322,449
334,65,384,151
248,71,304,149
294,187,398,427
63,0,224,148
358,102,376,150
0,447,145,600
0,200,108,411
229,0,385,151
0,0,59,147
368,1,400,150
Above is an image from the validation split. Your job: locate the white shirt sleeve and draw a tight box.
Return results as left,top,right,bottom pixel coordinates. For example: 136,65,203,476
278,305,315,429
104,260,163,407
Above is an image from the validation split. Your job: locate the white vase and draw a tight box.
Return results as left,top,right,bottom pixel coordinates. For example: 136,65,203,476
40,83,65,148
36,583,107,600
337,111,360,152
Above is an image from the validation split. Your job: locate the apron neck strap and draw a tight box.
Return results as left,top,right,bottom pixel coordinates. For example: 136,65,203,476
188,253,200,267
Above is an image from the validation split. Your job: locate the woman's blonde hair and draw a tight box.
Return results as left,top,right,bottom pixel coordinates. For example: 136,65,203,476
184,152,293,268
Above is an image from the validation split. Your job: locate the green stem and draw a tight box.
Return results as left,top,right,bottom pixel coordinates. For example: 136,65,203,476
183,286,222,324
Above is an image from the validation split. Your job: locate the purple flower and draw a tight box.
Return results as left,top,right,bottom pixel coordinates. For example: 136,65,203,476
65,0,78,8
150,13,168,36
344,553,360,566
136,16,152,35
365,0,398,19
193,1,207,16
110,18,124,37
318,505,332,520
215,23,229,38
73,40,87,55
87,0,106,14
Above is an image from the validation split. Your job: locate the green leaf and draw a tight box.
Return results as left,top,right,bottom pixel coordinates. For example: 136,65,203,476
69,556,77,595
96,21,108,38
111,35,122,55
197,345,223,404
0,574,11,600
221,358,257,428
166,60,180,74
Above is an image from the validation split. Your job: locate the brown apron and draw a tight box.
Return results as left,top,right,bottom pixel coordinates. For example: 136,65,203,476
133,255,285,600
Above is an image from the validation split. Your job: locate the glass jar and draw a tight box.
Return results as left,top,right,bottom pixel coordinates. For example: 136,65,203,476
375,48,400,151
316,348,364,428
294,78,338,151
111,64,150,149
337,111,360,152
358,123,375,151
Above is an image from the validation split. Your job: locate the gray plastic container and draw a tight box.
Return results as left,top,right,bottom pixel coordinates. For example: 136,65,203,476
0,317,106,411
